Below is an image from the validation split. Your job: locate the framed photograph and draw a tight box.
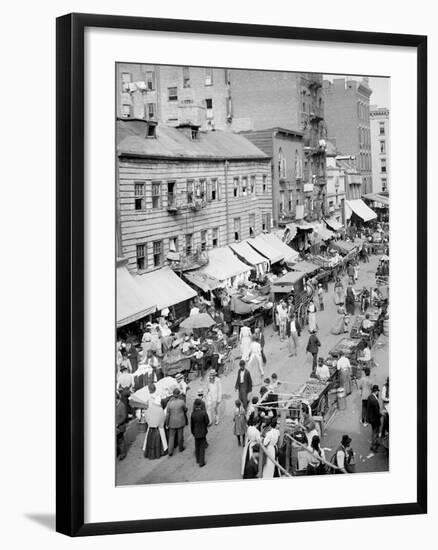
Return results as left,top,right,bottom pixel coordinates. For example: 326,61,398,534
56,13,427,536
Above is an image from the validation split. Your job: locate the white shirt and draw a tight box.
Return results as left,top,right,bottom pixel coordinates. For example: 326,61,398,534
207,379,222,403
190,307,200,316
239,370,245,383
337,356,351,371
360,347,371,361
289,319,297,333
316,364,330,380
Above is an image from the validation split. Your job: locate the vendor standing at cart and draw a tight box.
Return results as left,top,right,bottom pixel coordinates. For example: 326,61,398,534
336,351,352,396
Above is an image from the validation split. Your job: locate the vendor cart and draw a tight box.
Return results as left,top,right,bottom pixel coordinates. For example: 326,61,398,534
329,337,361,363
161,349,192,377
271,270,314,327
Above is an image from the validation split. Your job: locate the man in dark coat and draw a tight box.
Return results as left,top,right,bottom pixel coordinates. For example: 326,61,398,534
306,331,321,377
367,385,382,452
165,388,188,456
190,398,210,467
235,360,253,410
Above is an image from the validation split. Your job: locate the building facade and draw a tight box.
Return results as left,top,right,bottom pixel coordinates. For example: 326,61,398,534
117,118,273,275
116,65,327,221
325,141,347,224
370,105,390,193
323,77,373,195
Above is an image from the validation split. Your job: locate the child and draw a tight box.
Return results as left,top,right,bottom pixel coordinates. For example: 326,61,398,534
233,400,248,446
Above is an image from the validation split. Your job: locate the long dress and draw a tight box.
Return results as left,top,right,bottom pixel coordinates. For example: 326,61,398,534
241,425,261,476
308,303,317,333
239,326,252,361
334,282,345,306
143,402,167,459
233,406,248,436
331,308,347,335
262,428,280,478
248,340,264,379
345,287,355,315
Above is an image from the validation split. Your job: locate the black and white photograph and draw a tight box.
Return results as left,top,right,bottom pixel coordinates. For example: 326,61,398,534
115,65,391,485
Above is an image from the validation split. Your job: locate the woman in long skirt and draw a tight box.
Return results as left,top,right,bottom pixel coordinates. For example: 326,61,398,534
334,277,345,306
241,422,261,477
143,398,167,459
345,285,356,316
248,336,265,381
331,307,348,335
307,300,318,333
262,419,280,478
239,323,252,361
233,400,248,446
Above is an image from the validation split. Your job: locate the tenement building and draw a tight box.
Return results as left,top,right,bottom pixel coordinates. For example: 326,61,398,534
370,105,390,194
323,77,373,195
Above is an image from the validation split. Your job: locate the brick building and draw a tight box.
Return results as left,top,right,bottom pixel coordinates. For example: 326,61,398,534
323,77,373,194
370,105,390,193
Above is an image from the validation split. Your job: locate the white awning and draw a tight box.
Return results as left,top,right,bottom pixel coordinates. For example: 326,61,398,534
346,199,377,222
260,233,299,263
134,266,197,310
229,240,269,267
324,217,344,231
117,266,156,327
247,235,283,263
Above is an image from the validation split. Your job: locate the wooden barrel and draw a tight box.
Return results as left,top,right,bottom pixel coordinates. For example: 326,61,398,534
383,319,389,336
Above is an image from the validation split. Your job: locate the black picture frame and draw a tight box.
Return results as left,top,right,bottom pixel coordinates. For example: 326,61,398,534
56,12,427,537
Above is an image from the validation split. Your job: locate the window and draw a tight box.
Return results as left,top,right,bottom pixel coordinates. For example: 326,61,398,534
205,68,213,86
121,72,131,92
212,227,219,248
146,71,155,91
241,177,248,196
381,178,388,192
205,98,213,119
288,191,293,211
134,182,145,210
233,177,239,198
147,103,156,120
167,181,176,208
278,148,286,178
379,122,385,135
250,175,256,194
185,234,193,256
279,190,285,213
168,87,178,101
249,213,255,237
380,140,386,154
136,244,146,271
153,240,163,267
182,66,190,88
262,213,271,232
262,175,267,193
151,182,161,209
234,218,241,241
199,179,207,200
121,104,131,118
200,230,207,251
226,96,232,119
211,178,219,200
380,159,387,173
186,180,194,204
169,236,178,252
190,127,199,140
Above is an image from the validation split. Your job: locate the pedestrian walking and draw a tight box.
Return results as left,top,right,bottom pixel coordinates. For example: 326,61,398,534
345,284,356,315
306,330,321,377
347,263,355,285
286,313,300,357
233,400,248,446
277,300,288,341
334,277,345,306
205,369,222,426
307,299,318,333
143,395,168,459
357,367,372,425
190,398,209,467
248,335,265,381
165,388,188,456
239,323,252,361
262,418,280,478
234,360,253,410
317,283,324,311
367,385,382,453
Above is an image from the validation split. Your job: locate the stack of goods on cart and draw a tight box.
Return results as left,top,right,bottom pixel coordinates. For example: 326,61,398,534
299,380,328,403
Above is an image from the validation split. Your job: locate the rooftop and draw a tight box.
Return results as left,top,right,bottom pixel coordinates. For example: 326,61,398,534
117,119,269,161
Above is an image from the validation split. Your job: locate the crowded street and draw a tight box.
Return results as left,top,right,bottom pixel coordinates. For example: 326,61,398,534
117,252,389,485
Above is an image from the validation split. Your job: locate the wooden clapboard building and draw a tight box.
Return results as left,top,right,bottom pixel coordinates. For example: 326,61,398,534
116,113,273,279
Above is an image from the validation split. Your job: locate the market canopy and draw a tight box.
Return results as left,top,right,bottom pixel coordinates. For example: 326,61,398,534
135,266,197,311
260,233,299,263
363,193,390,207
292,260,321,276
313,223,335,242
180,313,216,330
117,265,156,327
229,240,269,267
185,246,251,291
271,270,305,293
248,235,283,264
345,199,377,222
332,240,357,255
323,217,343,231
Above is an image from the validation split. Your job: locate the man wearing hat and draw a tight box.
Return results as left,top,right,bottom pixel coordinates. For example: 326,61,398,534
175,373,187,398
165,388,188,456
367,385,382,452
190,398,210,467
317,283,325,311
235,360,253,410
205,370,222,426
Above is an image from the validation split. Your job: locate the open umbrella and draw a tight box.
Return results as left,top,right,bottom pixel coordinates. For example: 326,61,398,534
129,376,178,408
180,313,216,330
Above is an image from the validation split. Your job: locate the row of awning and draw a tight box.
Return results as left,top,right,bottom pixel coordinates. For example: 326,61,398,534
345,199,377,222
